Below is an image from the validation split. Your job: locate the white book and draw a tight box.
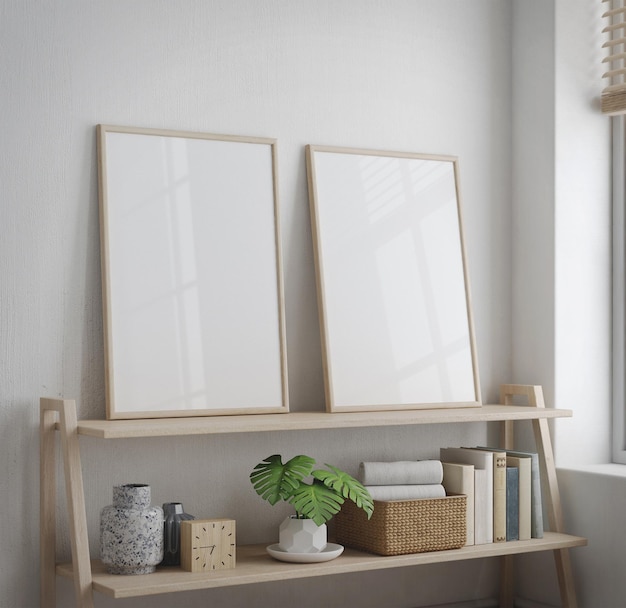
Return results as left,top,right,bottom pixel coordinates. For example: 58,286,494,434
440,447,493,544
473,469,489,545
442,462,475,546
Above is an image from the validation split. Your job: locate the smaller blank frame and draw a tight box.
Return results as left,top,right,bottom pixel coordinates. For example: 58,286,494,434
306,145,481,413
98,125,288,419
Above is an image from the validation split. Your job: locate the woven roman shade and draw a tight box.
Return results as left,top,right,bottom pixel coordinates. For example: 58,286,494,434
602,0,626,114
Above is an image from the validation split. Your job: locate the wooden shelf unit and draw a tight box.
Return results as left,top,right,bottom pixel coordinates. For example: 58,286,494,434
73,404,572,438
40,384,585,608
55,535,587,600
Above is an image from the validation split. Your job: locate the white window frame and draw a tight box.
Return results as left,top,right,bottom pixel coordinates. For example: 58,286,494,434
613,115,626,463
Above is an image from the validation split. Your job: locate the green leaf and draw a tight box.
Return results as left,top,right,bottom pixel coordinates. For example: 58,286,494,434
313,465,374,519
250,454,315,506
288,479,344,526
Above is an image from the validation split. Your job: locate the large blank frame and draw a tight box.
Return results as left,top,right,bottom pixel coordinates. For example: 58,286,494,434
307,145,481,412
98,125,288,419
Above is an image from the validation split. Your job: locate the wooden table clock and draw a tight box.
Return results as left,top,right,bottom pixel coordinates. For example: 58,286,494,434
181,519,236,572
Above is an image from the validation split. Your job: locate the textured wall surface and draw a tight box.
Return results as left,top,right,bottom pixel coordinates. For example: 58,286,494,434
0,2,514,606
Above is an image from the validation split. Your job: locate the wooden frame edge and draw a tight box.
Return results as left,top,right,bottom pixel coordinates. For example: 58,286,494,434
305,144,481,413
97,125,289,420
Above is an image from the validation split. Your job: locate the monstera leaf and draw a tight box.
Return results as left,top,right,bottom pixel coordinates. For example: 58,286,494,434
250,454,315,505
288,479,345,526
250,454,374,525
313,465,374,519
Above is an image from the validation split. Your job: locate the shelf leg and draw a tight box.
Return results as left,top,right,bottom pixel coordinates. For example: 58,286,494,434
40,402,58,608
500,384,579,608
40,398,94,608
498,407,515,608
499,554,514,608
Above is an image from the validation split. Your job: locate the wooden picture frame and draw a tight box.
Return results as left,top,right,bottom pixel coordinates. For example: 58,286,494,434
98,125,288,419
306,145,480,412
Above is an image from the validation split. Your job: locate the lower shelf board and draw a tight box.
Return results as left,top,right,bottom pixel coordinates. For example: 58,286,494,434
56,532,587,599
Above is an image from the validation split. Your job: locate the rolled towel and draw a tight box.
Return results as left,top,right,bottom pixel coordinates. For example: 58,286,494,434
365,484,447,501
358,460,443,486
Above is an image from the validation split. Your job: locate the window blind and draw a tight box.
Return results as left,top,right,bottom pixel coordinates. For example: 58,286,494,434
602,0,626,114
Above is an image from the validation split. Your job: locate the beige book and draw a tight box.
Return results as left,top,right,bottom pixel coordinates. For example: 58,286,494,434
469,448,507,543
473,469,489,545
439,447,493,544
442,462,475,546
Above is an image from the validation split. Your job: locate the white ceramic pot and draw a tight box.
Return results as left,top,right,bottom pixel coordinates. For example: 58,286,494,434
278,516,327,553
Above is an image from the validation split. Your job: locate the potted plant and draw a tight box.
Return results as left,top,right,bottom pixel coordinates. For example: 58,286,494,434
250,454,374,554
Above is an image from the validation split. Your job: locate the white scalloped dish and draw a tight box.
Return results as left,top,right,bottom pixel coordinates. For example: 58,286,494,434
266,543,344,563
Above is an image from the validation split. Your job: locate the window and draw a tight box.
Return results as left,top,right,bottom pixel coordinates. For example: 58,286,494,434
613,115,626,463
601,0,626,463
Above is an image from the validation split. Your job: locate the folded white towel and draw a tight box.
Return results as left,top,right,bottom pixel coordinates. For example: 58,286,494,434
365,484,447,501
358,460,443,485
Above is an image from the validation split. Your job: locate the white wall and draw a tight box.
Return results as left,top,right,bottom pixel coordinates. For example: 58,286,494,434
1,2,513,607
511,0,556,399
512,1,619,607
512,1,611,454
6,1,619,607
553,0,612,466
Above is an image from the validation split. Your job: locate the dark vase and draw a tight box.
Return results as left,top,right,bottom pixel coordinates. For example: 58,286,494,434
161,502,195,566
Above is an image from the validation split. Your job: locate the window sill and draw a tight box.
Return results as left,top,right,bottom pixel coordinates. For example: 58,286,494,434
558,463,626,479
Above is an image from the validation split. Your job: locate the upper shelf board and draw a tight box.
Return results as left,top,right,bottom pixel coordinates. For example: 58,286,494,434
72,405,572,439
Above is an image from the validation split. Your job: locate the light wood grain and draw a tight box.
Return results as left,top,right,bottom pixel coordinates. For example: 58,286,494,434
530,391,579,607
500,554,514,608
40,402,58,608
56,400,95,608
41,398,95,608
56,534,586,600
44,391,584,607
306,145,481,412
98,125,289,420
73,405,573,439
500,384,579,608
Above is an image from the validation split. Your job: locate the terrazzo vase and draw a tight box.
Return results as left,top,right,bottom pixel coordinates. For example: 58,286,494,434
161,502,195,566
100,484,164,575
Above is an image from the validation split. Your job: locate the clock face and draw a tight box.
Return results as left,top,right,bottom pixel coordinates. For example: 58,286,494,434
181,519,236,572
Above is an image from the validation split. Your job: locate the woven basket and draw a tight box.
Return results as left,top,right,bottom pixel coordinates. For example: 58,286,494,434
334,494,467,556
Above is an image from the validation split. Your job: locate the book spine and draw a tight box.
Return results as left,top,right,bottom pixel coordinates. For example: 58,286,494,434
528,454,544,539
507,456,531,540
473,469,490,545
493,452,507,542
506,467,519,541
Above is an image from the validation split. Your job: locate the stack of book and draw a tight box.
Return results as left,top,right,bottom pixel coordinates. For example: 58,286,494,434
440,447,543,546
356,460,447,501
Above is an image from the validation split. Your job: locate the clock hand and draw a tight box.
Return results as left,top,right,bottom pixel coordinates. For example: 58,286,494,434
193,544,217,554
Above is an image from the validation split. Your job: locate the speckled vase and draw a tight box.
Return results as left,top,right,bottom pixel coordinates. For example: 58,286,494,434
100,484,164,575
160,502,195,566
